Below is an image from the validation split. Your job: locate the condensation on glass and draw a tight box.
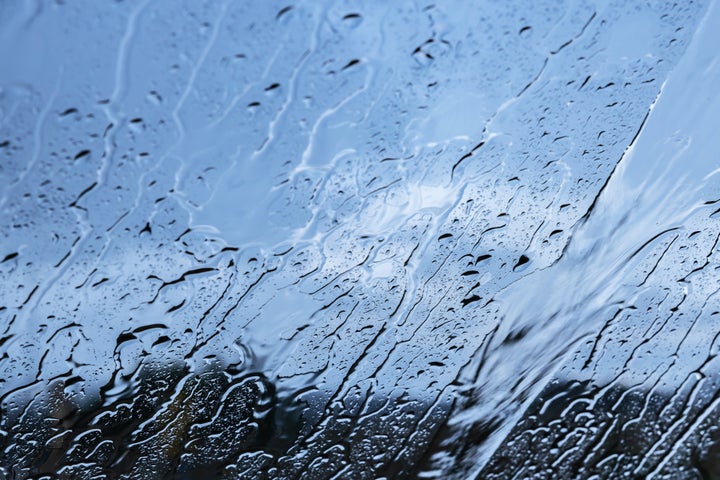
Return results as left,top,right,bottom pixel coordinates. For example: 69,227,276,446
0,0,718,479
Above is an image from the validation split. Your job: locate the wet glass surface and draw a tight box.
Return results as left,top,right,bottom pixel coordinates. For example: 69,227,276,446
0,1,718,478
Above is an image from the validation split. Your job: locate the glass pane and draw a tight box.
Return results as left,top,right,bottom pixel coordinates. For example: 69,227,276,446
0,1,716,478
